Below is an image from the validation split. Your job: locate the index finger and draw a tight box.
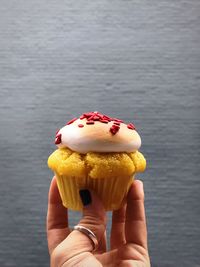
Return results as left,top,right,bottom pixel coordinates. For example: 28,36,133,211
46,176,70,254
125,180,147,249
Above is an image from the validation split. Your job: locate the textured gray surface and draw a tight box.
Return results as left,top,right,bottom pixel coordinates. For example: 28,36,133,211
0,1,200,266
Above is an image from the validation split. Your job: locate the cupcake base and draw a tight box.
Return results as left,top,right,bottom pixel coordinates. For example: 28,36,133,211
55,173,134,211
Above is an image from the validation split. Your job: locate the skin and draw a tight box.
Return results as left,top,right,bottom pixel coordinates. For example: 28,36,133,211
47,177,151,267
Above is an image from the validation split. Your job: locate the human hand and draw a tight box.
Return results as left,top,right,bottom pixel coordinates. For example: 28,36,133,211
47,177,151,267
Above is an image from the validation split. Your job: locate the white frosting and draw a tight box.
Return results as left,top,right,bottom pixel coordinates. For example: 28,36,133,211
56,118,141,153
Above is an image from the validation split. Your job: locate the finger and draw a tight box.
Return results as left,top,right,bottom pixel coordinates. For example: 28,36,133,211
125,180,147,249
78,189,107,252
54,189,106,264
110,203,126,249
46,176,70,254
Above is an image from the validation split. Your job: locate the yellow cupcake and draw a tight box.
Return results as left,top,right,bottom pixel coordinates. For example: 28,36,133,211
48,112,146,211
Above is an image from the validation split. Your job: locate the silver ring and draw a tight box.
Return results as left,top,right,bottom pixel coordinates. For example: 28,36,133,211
73,225,98,252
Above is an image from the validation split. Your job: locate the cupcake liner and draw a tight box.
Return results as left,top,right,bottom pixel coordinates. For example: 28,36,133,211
55,173,134,211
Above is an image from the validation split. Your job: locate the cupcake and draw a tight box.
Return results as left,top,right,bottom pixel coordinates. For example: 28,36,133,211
48,111,146,211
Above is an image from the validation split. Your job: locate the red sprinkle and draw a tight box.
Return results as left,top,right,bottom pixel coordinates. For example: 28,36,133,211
127,123,136,130
100,119,109,123
113,118,124,123
78,124,84,128
110,127,119,135
92,115,100,121
55,133,62,144
113,122,120,125
66,117,77,125
112,126,120,130
88,116,95,121
110,123,120,134
86,121,94,125
97,114,104,120
103,115,111,121
83,112,93,118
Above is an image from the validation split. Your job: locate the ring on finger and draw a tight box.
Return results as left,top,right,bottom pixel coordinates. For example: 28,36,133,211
73,225,98,252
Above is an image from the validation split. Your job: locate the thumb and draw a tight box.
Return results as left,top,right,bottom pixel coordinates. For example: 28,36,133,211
78,189,106,248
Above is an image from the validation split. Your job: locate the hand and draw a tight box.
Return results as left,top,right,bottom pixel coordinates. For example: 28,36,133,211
47,177,151,267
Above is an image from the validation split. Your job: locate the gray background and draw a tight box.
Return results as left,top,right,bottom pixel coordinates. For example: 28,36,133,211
0,0,200,266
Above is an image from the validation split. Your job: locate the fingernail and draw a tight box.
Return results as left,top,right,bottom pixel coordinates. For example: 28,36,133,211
135,180,144,194
79,189,92,206
138,180,144,191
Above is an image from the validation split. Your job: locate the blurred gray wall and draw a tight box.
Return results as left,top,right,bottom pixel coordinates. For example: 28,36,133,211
0,1,200,266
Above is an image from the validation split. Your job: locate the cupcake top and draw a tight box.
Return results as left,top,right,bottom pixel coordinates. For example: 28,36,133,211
54,111,141,154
